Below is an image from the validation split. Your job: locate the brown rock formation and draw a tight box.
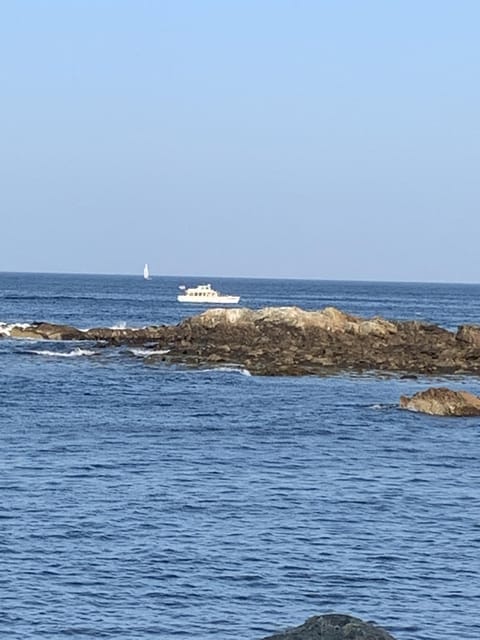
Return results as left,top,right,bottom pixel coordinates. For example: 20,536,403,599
4,306,480,376
400,387,480,416
82,326,168,343
456,324,480,348
261,614,396,640
167,307,479,376
8,322,85,341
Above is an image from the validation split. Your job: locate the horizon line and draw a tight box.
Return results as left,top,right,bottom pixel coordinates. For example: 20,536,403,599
0,270,479,287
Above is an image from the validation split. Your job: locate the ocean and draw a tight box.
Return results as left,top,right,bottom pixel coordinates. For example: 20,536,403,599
2,273,480,640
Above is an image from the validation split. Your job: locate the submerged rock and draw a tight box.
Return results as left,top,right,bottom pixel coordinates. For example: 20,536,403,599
261,613,396,640
400,387,480,416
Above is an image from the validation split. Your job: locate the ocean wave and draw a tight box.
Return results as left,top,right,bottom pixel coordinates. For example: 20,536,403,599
0,322,32,337
371,403,397,410
29,348,97,358
110,321,128,330
78,324,152,333
200,366,252,377
129,348,170,357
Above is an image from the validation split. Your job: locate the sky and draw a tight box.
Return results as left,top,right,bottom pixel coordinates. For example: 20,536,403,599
1,1,479,282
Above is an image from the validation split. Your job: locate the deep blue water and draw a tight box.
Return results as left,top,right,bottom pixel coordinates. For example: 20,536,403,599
2,273,480,640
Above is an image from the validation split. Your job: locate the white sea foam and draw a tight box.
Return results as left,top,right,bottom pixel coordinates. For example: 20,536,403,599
110,321,128,330
201,366,252,377
371,403,396,410
129,348,170,357
29,348,96,358
0,322,32,337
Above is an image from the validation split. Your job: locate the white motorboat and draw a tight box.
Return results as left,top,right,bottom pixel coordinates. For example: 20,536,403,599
177,283,240,304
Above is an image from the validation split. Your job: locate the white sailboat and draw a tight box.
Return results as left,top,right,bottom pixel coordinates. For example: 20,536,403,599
143,263,151,280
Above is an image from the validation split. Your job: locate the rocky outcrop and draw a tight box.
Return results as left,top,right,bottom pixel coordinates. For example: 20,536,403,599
400,387,480,416
4,306,480,376
82,326,168,344
189,307,397,334
167,307,479,376
7,322,168,343
261,614,396,640
456,324,480,348
8,322,86,341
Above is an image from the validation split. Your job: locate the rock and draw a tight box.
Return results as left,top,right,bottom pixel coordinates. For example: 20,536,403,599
456,325,480,348
4,306,480,377
8,326,44,339
8,322,85,340
261,613,396,640
400,387,480,416
82,326,167,342
185,306,397,335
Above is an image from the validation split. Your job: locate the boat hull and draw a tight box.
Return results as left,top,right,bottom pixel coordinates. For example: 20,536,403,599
177,295,240,304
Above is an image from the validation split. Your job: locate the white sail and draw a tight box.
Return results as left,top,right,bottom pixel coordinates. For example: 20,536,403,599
143,263,150,279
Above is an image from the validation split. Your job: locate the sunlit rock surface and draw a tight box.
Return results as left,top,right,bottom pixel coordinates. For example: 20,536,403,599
400,387,480,416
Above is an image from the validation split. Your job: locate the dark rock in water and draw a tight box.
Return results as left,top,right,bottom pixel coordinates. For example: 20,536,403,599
163,306,480,376
400,386,480,416
4,305,480,377
9,322,85,341
261,614,396,640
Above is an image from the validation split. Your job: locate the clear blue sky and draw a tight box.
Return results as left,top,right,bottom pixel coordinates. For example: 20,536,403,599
1,1,479,281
